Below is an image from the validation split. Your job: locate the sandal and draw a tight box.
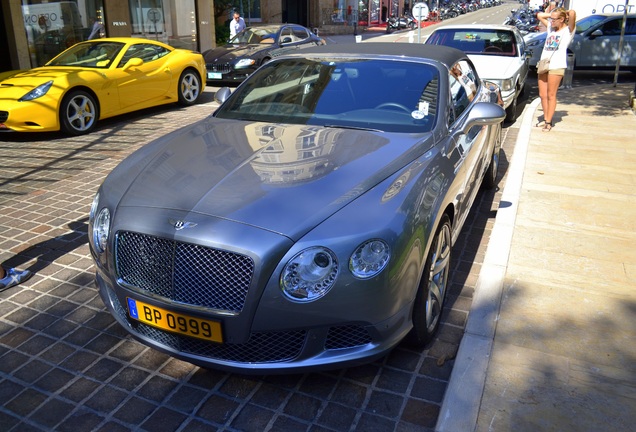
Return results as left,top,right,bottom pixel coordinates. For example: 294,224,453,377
542,121,553,132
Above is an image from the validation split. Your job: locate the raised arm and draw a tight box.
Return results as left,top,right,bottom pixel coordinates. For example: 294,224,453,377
566,9,577,34
536,11,550,27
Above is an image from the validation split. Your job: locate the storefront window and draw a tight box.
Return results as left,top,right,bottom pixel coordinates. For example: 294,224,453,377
236,0,261,22
22,0,104,67
129,0,196,50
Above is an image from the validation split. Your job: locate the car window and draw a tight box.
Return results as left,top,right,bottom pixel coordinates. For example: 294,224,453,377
427,29,517,56
47,41,125,68
215,58,439,133
118,44,170,67
600,18,624,36
231,27,279,44
600,17,636,36
280,27,294,44
291,26,310,42
448,60,478,124
575,15,607,32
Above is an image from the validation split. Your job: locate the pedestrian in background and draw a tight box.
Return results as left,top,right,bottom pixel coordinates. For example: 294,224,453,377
229,11,246,39
535,7,576,132
0,265,32,292
88,17,104,40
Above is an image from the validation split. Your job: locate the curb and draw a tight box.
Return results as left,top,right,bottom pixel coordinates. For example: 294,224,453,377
435,96,542,432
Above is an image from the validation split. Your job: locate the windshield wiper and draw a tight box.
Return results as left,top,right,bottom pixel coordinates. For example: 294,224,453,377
323,124,383,132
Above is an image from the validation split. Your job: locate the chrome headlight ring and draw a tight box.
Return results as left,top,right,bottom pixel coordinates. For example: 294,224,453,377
281,247,339,302
92,207,111,253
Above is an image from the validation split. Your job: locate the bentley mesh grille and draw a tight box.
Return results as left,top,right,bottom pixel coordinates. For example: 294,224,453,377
135,321,306,363
206,63,232,73
325,325,372,350
115,231,254,313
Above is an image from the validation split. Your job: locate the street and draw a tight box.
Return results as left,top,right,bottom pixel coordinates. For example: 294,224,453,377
1,3,634,431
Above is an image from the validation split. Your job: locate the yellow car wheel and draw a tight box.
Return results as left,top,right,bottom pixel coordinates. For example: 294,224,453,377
60,90,99,135
178,69,201,106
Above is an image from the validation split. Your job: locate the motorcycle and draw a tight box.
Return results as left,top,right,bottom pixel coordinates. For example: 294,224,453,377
386,14,418,33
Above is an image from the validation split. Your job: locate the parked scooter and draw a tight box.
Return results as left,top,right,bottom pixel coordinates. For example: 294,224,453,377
386,14,418,32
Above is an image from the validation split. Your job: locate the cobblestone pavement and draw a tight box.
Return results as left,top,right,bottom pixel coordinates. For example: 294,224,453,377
0,89,519,432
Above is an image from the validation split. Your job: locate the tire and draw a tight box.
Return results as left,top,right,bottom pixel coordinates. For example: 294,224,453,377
405,214,452,347
505,92,518,123
483,123,502,189
177,69,201,106
60,90,98,135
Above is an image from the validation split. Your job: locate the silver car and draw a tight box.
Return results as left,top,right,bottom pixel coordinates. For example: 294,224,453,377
524,13,636,69
89,43,505,373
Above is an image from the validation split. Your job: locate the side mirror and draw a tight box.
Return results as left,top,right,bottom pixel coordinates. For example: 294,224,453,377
589,29,603,39
215,87,232,104
123,57,143,70
459,102,506,134
280,36,292,44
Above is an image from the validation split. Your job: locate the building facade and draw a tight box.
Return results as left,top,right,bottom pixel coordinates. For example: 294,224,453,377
0,0,414,72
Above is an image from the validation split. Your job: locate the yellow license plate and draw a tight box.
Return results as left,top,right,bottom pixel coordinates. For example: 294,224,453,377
127,298,223,343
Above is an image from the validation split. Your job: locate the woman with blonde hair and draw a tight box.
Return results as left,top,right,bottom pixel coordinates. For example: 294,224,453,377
536,7,576,132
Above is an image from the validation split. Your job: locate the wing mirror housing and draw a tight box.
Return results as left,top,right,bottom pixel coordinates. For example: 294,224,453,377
589,29,603,39
123,57,143,70
460,102,506,134
280,36,293,45
215,87,232,104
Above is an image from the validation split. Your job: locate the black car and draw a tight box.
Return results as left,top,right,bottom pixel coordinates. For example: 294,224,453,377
203,24,325,85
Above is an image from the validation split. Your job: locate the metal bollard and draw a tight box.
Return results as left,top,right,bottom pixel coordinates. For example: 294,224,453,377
563,52,575,89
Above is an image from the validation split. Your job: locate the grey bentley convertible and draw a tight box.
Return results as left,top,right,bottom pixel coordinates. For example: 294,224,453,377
89,43,505,373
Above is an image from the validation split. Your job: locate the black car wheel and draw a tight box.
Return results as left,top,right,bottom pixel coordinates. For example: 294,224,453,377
406,214,452,347
178,69,201,106
60,90,98,135
505,91,518,123
483,123,502,189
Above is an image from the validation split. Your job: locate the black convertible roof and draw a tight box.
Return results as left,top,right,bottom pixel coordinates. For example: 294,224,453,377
298,42,466,67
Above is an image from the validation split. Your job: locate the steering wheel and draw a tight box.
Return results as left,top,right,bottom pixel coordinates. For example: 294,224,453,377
375,102,411,113
484,46,503,53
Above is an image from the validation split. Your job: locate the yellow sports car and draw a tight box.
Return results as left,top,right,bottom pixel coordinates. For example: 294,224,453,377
0,37,206,135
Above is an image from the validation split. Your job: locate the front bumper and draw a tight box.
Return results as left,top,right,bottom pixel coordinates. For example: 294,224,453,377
0,97,61,132
205,65,258,85
96,268,411,374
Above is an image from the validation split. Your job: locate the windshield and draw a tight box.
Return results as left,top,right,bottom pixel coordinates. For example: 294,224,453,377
426,29,518,56
215,58,439,133
229,26,280,44
575,15,608,33
47,42,125,68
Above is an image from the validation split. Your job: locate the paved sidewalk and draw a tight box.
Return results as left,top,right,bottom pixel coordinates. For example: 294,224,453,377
438,83,636,431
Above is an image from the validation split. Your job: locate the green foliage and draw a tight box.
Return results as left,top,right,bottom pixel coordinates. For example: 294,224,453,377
213,0,234,45
216,20,231,45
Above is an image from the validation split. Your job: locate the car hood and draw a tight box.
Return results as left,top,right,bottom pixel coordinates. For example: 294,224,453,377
468,55,521,80
114,118,432,239
204,44,269,62
0,67,89,88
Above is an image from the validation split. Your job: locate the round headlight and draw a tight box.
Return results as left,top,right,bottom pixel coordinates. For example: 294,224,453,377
350,239,390,279
93,208,110,253
281,247,338,302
